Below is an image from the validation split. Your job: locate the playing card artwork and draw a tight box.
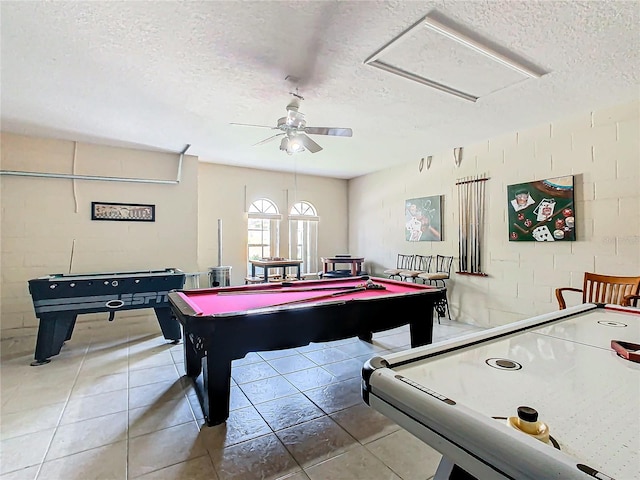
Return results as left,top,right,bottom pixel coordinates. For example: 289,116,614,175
507,176,575,242
405,195,443,242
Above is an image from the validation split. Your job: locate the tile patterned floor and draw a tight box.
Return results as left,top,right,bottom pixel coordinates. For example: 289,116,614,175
0,314,483,480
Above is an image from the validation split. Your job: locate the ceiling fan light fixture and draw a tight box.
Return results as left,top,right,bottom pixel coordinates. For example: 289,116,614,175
280,135,305,155
288,136,305,154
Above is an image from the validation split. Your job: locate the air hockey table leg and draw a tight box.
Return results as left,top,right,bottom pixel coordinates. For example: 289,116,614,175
434,457,476,480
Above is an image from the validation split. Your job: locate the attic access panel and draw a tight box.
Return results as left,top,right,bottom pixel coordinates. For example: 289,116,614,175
365,12,546,102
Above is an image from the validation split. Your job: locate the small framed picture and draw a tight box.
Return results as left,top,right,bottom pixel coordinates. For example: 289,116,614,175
91,202,155,222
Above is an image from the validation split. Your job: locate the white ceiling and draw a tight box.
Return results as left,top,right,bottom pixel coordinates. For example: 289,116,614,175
1,1,639,179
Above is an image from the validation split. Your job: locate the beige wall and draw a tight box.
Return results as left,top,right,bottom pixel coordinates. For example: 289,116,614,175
349,101,640,327
197,163,348,286
3,100,637,334
0,133,199,332
0,135,348,335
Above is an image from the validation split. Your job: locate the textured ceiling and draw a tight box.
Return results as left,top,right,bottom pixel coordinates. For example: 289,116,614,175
1,1,639,179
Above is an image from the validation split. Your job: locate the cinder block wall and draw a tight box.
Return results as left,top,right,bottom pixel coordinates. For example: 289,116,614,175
0,134,199,333
348,100,640,327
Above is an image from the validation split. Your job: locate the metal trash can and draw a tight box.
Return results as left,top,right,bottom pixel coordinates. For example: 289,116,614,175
208,266,232,287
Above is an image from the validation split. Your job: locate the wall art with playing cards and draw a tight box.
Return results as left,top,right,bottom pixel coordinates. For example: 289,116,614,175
405,195,443,242
507,175,575,242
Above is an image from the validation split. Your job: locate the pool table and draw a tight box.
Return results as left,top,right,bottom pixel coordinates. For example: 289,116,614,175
28,268,185,365
168,276,445,426
362,303,639,480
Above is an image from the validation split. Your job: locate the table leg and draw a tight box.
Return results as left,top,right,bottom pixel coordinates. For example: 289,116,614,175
358,332,373,343
154,307,182,343
409,307,435,347
202,354,233,426
296,265,301,280
31,314,77,366
251,264,257,279
263,266,269,282
434,457,475,480
183,333,202,378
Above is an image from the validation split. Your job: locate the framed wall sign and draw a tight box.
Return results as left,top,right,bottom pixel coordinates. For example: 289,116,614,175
91,202,155,222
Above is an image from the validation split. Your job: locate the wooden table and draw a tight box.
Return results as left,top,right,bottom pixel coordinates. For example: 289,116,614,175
249,258,302,282
321,256,365,276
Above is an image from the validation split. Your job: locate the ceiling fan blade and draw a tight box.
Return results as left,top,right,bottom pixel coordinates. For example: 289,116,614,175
304,127,353,137
230,122,276,129
299,134,323,153
253,133,285,146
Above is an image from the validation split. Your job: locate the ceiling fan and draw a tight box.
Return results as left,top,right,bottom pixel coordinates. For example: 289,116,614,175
231,92,353,155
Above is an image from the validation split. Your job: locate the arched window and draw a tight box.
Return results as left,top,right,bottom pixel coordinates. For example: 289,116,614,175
247,199,281,272
289,201,319,274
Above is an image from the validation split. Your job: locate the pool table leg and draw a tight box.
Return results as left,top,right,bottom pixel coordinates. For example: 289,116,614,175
409,309,435,347
358,332,373,343
31,314,77,366
154,307,182,343
202,354,232,426
183,333,203,378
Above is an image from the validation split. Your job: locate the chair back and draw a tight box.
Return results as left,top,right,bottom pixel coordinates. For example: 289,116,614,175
434,255,454,278
398,254,414,270
415,255,433,273
582,273,640,305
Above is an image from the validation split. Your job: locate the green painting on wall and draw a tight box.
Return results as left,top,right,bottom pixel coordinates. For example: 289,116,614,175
507,175,575,242
405,195,442,242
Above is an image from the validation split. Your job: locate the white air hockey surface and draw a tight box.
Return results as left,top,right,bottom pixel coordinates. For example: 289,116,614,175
366,304,639,480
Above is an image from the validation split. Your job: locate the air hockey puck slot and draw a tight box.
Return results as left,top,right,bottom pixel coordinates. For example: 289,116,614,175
486,358,522,370
598,320,627,328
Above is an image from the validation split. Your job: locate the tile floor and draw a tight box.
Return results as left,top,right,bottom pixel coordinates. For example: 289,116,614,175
1,314,483,480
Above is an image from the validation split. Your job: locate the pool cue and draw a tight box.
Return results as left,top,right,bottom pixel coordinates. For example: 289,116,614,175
280,275,370,287
478,177,485,272
472,178,476,272
217,284,379,295
458,179,462,271
68,239,76,274
470,178,475,273
513,223,528,234
460,179,465,272
461,178,469,272
474,176,479,273
257,286,368,308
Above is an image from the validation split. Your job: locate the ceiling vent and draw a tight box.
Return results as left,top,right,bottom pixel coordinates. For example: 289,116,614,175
364,11,547,102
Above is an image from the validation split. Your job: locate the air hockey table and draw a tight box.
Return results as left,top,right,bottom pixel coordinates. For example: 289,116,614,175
362,303,639,480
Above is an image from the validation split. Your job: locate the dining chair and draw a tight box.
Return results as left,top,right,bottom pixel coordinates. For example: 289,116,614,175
555,272,640,309
399,255,432,282
417,255,454,322
622,295,640,307
384,254,414,280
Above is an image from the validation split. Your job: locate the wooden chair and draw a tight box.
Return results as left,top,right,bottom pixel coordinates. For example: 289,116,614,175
555,273,640,309
623,295,640,307
384,254,414,280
